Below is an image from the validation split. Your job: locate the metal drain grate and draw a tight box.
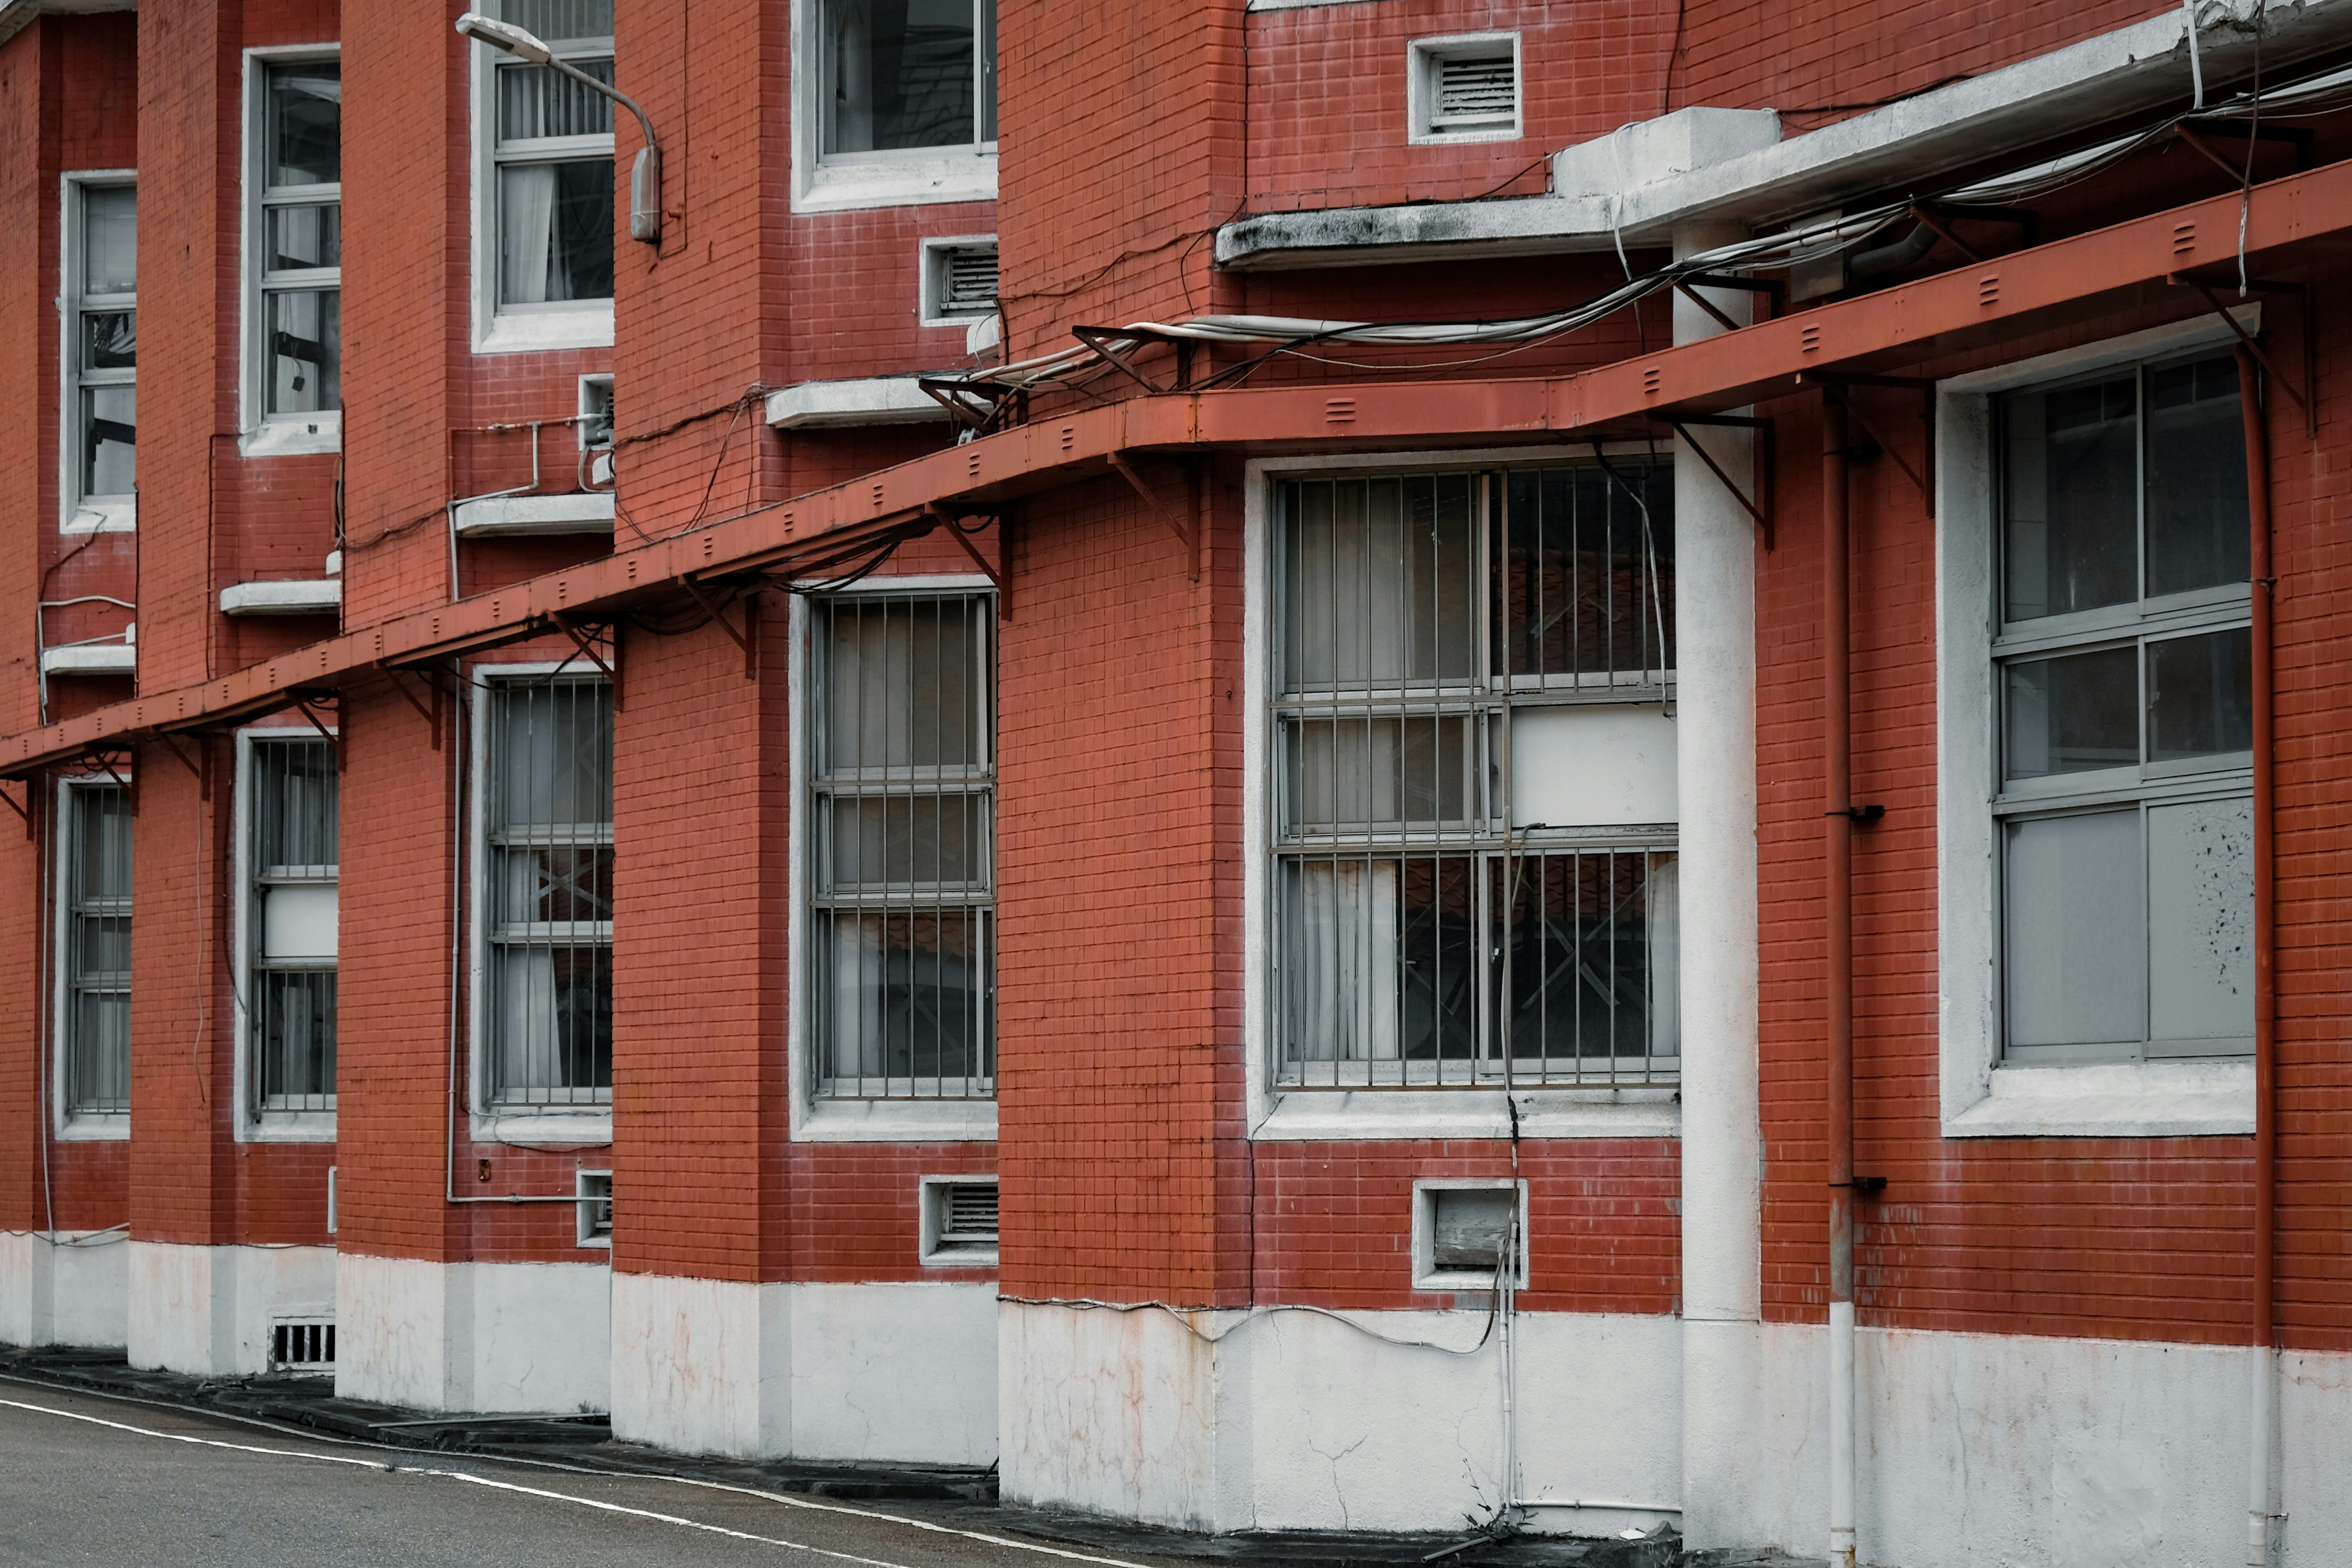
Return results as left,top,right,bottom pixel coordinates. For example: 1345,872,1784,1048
271,1319,335,1371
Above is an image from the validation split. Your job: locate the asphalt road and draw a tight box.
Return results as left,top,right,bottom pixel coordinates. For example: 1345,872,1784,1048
0,1384,1191,1568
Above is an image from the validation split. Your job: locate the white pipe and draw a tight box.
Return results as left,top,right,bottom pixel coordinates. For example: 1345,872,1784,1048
2246,1347,2271,1567
1829,1299,1855,1567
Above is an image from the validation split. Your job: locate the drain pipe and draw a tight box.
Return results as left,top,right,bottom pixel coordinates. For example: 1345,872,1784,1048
2235,344,2277,1568
1822,392,1858,1568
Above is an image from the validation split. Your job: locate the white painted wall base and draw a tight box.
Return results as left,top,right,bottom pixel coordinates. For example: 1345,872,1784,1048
127,1241,336,1377
999,1300,1683,1537
336,1252,610,1414
609,1273,995,1465
0,1231,129,1350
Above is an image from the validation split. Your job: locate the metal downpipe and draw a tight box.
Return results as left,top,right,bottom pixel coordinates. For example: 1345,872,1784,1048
2235,343,2277,1568
1822,392,1857,1568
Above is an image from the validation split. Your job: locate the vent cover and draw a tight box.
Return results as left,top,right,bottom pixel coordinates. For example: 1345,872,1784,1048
271,1319,335,1372
923,1176,1000,1262
1430,1188,1515,1271
943,1180,999,1241
1434,56,1515,127
577,1171,613,1247
935,245,999,318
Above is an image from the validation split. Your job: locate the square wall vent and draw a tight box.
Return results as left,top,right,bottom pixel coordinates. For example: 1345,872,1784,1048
919,1175,999,1266
1409,35,1522,144
270,1318,336,1372
577,1170,613,1249
921,238,1000,326
1411,1178,1530,1290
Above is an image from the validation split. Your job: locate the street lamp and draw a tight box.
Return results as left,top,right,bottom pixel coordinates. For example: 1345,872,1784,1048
455,12,663,245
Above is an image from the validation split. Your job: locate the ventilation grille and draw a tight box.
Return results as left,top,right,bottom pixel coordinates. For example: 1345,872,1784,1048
580,379,615,449
1432,53,1516,130
578,1171,613,1245
937,245,999,317
942,1181,999,1241
271,1319,335,1372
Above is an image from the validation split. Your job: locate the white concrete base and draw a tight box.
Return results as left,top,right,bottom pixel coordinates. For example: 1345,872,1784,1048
0,1231,129,1350
336,1252,610,1414
127,1241,336,1377
610,1274,995,1465
999,1300,1683,1537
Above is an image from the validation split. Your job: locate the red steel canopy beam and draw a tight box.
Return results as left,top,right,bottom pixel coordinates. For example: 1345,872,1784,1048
9,158,2352,777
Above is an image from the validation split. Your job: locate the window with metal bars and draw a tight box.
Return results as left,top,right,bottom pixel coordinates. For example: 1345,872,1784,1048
61,780,132,1118
480,0,615,311
1269,465,1679,1090
248,737,339,1114
482,674,614,1107
809,591,995,1101
62,177,136,531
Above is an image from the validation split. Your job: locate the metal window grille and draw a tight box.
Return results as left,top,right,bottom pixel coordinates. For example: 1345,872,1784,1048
486,675,614,1105
576,1171,612,1245
1992,351,2255,1064
1270,467,1678,1090
487,1,615,309
63,782,133,1115
1431,53,1516,130
811,592,995,1100
270,1319,335,1372
251,738,338,1113
937,245,999,317
66,181,137,518
258,61,341,416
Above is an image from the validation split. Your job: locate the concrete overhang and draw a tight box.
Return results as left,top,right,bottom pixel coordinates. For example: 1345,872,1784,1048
0,0,134,49
1217,0,2352,270
41,643,134,676
764,377,954,430
220,579,342,617
451,491,615,538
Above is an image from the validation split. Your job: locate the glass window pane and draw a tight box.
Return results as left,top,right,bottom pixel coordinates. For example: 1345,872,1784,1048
495,681,614,829
80,386,135,497
266,64,341,188
258,970,338,1105
494,945,612,1093
1500,464,1675,682
1281,714,1475,835
498,57,616,142
821,597,984,773
1280,477,1477,693
1494,849,1674,1071
2004,644,2137,781
80,310,135,372
822,0,978,154
2147,796,2254,1043
819,908,992,1084
824,793,986,890
503,0,613,43
495,844,615,924
256,741,339,870
2002,376,2137,622
2144,356,2249,599
1282,857,1401,1064
2005,808,2145,1048
977,0,996,142
2146,627,2253,764
264,289,340,415
498,160,614,306
266,204,341,272
81,185,136,294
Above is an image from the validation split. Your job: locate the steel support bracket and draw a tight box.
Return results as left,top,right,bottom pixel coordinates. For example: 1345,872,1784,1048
0,780,31,839
378,661,446,750
153,730,208,799
289,692,343,770
1651,413,1775,550
674,576,757,681
1072,327,1165,395
1799,374,1936,512
2169,274,2318,439
550,614,622,710
1109,452,1200,583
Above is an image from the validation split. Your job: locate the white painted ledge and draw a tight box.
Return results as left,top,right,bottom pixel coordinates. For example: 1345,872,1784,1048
239,416,341,459
41,643,134,675
468,1109,612,1147
451,491,615,538
475,303,614,356
220,579,341,617
1215,0,2352,269
1255,1086,1679,1142
764,376,954,431
794,152,997,215
796,1097,996,1143
1943,1060,2254,1139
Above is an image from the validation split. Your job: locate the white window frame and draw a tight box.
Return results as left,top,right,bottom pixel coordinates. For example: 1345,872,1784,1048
916,1173,998,1267
240,45,343,458
576,1168,613,1248
59,171,138,535
52,773,132,1140
1936,310,2260,1139
789,0,999,214
468,661,616,1144
467,9,617,355
1410,1177,1529,1291
231,724,339,1143
918,234,997,328
786,575,999,1143
1243,448,1684,1145
1406,32,1522,147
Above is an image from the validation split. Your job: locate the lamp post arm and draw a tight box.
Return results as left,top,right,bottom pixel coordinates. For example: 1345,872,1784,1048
538,54,663,244
545,54,659,158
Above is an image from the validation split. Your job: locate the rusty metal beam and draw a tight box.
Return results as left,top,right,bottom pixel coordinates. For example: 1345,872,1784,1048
8,158,2352,777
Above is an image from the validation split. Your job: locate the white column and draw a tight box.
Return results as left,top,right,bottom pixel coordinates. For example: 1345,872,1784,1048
1670,220,1766,1551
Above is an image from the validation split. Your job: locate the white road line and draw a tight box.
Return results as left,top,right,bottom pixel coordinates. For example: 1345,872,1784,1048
0,1393,1163,1568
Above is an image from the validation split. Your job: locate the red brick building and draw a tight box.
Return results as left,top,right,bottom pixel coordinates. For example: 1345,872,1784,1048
3,0,2349,1562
